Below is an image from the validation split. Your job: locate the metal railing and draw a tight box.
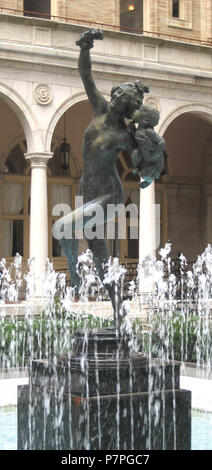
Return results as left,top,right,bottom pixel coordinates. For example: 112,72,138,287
0,6,212,47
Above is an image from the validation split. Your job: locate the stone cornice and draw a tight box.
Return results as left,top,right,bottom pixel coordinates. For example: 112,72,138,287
1,39,212,81
0,14,212,93
0,12,212,54
1,52,212,96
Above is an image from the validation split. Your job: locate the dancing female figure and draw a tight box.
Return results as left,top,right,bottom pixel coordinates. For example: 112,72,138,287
59,30,164,328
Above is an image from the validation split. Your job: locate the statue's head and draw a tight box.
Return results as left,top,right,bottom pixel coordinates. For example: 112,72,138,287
110,81,149,119
133,104,159,128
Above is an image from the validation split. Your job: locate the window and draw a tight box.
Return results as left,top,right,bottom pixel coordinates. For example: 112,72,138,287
169,0,192,29
2,140,30,258
2,138,74,261
48,140,74,259
3,220,24,257
50,184,72,257
24,0,51,19
172,0,180,18
120,0,143,33
3,176,30,258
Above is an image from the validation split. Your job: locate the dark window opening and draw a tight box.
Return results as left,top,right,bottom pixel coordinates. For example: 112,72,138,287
127,227,139,258
120,0,143,34
52,235,62,258
172,0,180,18
24,0,51,19
3,144,27,174
12,220,24,257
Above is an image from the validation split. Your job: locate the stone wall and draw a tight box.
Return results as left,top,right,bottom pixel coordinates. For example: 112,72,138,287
56,0,120,28
0,0,211,44
148,0,210,44
55,0,212,45
200,0,212,42
0,0,20,12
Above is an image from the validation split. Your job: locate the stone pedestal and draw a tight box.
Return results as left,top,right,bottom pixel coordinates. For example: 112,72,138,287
18,329,191,450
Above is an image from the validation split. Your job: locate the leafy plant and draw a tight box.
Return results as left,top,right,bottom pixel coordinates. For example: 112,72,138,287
0,298,211,370
135,311,212,365
0,303,113,369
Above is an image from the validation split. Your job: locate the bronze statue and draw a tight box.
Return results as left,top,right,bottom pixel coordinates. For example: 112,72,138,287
59,29,164,329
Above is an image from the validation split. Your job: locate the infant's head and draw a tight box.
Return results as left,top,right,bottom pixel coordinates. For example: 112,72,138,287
133,104,159,128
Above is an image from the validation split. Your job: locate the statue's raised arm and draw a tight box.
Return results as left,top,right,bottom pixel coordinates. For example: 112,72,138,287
76,29,108,115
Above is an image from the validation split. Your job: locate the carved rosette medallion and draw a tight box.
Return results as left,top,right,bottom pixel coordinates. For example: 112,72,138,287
144,96,160,112
34,83,53,105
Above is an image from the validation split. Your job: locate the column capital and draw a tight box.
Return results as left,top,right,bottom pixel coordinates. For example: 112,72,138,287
25,152,53,168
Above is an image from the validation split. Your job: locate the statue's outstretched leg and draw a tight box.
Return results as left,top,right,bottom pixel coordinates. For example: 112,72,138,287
86,237,122,330
59,237,80,293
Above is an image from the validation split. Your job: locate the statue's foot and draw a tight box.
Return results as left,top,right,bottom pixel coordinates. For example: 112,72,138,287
139,180,151,188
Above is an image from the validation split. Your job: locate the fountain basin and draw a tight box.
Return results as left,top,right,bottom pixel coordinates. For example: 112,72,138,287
18,329,191,450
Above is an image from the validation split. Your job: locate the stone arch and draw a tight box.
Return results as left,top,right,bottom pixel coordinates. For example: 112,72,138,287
44,90,111,152
158,102,212,137
0,82,38,154
158,103,212,176
159,102,212,261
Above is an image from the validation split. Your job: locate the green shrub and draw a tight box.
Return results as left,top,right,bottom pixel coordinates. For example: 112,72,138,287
135,311,212,365
0,302,211,369
0,307,113,369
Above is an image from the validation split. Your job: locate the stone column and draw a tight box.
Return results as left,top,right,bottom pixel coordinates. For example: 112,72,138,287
25,152,53,297
203,146,212,247
204,184,212,246
139,180,156,295
0,173,3,259
139,180,156,261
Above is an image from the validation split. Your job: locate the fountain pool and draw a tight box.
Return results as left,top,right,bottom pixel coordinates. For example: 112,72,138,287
0,402,212,450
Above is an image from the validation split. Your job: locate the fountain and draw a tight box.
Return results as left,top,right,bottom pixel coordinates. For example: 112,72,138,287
14,245,196,450
1,30,211,451
0,245,211,449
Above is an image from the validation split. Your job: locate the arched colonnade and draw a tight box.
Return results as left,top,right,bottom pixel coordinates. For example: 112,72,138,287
1,81,212,294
